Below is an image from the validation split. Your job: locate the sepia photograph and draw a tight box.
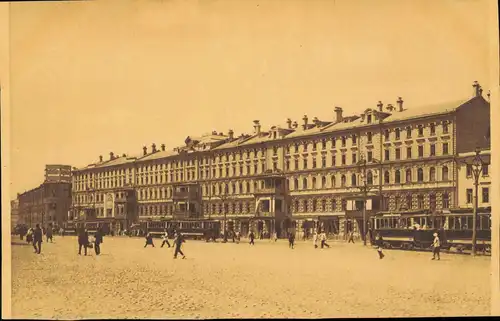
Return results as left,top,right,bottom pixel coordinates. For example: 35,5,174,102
1,0,499,319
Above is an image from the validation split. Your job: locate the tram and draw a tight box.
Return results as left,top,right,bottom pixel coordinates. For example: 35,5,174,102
143,219,221,241
372,208,491,253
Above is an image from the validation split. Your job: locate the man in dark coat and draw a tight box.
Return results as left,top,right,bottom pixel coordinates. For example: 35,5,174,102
94,228,103,255
78,228,89,256
33,224,43,254
173,232,186,259
249,231,255,245
46,226,53,243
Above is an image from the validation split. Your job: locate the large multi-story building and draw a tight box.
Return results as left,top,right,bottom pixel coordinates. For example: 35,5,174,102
71,81,491,237
17,165,72,228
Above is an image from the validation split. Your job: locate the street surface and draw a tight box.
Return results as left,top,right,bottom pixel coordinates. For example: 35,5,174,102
11,236,490,319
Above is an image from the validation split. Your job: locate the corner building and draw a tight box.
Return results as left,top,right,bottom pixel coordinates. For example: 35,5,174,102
71,82,490,238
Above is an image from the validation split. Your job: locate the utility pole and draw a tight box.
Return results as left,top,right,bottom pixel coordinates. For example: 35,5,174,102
466,148,486,256
219,185,230,243
356,155,379,246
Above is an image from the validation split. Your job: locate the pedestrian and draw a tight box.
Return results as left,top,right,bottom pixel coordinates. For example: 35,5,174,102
173,232,186,259
288,232,295,249
46,226,53,243
26,228,33,244
259,231,264,240
231,230,236,243
78,228,89,256
249,231,255,245
431,232,441,260
144,232,155,248
161,229,171,248
94,228,103,255
312,232,318,249
60,228,65,237
376,234,385,259
347,230,355,243
33,224,43,254
320,232,330,248
273,231,278,242
236,231,240,244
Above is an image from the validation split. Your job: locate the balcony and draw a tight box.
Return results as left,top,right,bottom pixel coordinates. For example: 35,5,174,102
254,186,286,195
172,190,199,200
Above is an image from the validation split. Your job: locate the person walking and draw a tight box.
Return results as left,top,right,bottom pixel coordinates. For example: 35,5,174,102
33,224,43,254
26,228,33,244
375,233,385,259
46,226,53,243
288,231,295,249
78,228,89,256
249,231,255,245
236,231,240,244
320,232,330,249
161,229,171,248
144,232,155,248
312,232,318,249
94,228,103,255
347,230,355,243
432,232,441,260
173,232,186,259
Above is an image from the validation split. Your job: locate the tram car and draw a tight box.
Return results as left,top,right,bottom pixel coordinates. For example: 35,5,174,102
372,208,491,253
144,220,221,241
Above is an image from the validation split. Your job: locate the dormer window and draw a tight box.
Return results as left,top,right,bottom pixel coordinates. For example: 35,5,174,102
367,114,372,124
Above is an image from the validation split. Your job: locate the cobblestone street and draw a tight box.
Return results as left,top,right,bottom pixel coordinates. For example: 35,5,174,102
11,236,490,319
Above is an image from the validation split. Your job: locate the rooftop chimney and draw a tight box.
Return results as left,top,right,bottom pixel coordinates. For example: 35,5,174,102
487,90,491,102
334,107,343,123
286,118,292,129
219,132,224,136
396,97,404,112
312,117,321,127
212,130,217,135
360,113,366,122
473,81,482,97
109,152,114,160
161,144,166,151
99,155,103,162
253,120,261,134
292,121,298,129
386,104,396,112
143,146,148,156
152,143,157,153
377,101,383,112
122,153,126,157
302,115,309,130
228,129,234,140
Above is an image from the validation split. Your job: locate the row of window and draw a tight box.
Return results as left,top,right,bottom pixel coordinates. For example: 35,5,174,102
466,187,490,204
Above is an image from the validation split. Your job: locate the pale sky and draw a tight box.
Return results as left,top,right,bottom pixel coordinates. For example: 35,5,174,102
8,0,495,198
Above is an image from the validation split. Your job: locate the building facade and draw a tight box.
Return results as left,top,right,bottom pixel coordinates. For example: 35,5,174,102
457,149,491,209
17,181,72,228
11,199,19,228
72,82,491,238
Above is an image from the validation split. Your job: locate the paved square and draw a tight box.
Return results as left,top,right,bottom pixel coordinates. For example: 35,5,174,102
11,236,490,318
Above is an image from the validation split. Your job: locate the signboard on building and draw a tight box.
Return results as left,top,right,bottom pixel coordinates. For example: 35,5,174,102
45,165,72,183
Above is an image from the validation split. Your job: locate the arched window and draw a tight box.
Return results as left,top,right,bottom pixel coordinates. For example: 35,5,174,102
442,166,449,181
384,171,390,184
341,175,346,187
303,177,308,190
294,200,299,212
331,175,336,188
312,177,317,189
321,199,326,211
294,178,299,190
351,174,357,186
395,170,401,184
231,183,236,194
312,199,317,212
321,176,326,188
429,167,436,181
406,169,412,183
367,171,373,185
429,194,436,211
246,181,250,193
442,193,450,209
406,194,412,209
417,168,424,182
417,194,424,209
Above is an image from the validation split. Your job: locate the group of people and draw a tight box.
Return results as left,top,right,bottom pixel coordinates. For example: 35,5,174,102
25,224,56,254
77,228,104,256
143,229,186,259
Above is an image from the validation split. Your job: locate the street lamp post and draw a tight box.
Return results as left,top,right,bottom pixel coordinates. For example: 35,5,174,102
356,156,379,246
467,148,486,256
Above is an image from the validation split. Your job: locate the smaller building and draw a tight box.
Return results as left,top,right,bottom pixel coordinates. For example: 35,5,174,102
457,148,491,209
17,182,72,229
11,199,19,228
